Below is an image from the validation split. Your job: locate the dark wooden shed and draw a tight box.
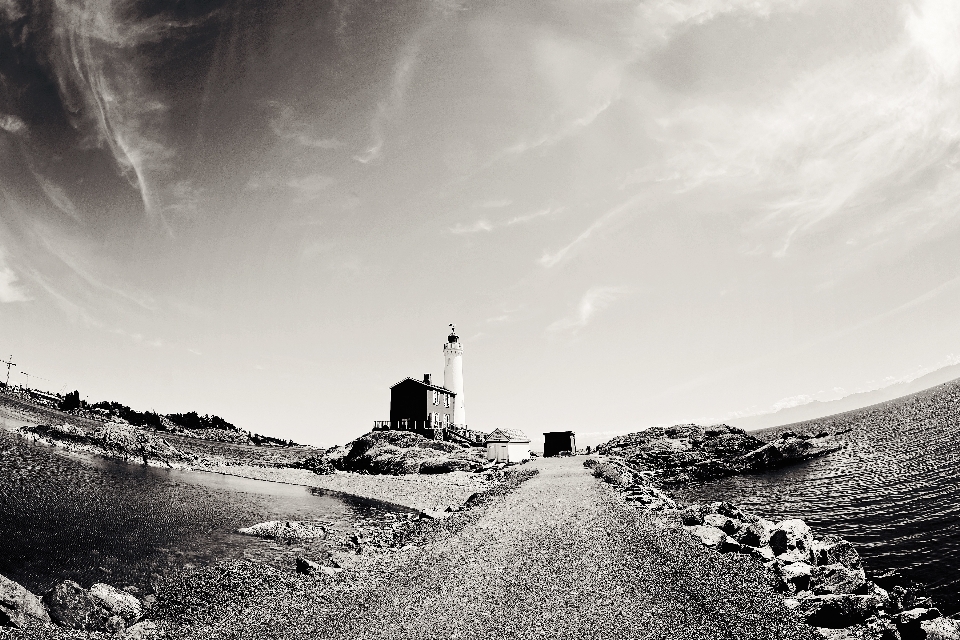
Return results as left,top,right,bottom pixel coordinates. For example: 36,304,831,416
543,431,577,457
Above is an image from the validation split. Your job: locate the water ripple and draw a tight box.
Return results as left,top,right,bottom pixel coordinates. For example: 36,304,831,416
676,380,960,614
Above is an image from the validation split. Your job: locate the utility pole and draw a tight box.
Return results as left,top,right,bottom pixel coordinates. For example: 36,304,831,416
0,355,15,390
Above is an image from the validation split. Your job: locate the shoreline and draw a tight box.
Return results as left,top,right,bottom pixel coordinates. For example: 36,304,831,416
588,455,960,638
3,424,491,515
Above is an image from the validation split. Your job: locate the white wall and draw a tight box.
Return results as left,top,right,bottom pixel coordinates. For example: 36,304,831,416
486,442,530,462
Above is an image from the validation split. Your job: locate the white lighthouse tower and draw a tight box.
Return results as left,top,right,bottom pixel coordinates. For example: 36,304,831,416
443,324,465,427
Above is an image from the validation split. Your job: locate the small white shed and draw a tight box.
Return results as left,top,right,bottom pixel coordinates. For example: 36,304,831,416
485,429,531,463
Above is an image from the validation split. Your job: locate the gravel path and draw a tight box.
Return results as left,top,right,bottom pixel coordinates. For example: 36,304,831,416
154,457,817,640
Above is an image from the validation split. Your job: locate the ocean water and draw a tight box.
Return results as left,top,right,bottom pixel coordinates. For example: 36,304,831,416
675,383,960,615
0,427,398,596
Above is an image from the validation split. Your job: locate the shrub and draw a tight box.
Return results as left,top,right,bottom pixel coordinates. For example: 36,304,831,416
591,462,634,487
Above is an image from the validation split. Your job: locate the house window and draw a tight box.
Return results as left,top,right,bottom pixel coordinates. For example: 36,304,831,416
444,394,450,408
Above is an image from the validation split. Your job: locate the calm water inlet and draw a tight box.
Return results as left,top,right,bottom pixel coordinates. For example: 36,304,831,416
0,427,394,596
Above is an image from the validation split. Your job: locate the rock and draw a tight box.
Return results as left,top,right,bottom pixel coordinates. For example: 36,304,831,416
679,505,705,526
921,617,960,640
783,598,801,610
864,616,902,640
814,626,873,640
812,535,862,569
770,519,813,563
737,519,776,547
893,608,940,625
0,573,50,629
686,525,741,552
688,459,738,481
296,556,323,575
687,525,725,547
743,545,776,562
810,564,868,595
89,583,142,625
776,562,813,594
738,441,787,471
122,620,164,639
237,521,327,540
796,594,880,628
866,582,892,612
738,436,841,474
888,586,928,614
703,513,738,535
45,580,108,631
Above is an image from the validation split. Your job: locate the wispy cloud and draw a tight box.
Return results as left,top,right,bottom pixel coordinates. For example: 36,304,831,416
540,196,642,268
287,174,335,202
268,103,344,150
355,40,422,164
639,0,960,257
505,96,616,156
0,255,28,303
452,206,562,235
547,286,630,334
0,113,27,135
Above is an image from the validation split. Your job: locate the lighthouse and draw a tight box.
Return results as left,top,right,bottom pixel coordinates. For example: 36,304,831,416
443,324,465,427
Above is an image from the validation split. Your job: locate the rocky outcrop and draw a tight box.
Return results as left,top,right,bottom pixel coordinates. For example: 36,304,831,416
237,520,329,541
324,431,487,475
45,580,143,632
0,574,49,629
595,424,842,483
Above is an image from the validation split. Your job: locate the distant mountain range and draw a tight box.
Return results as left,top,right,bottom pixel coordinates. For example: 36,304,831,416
727,363,960,431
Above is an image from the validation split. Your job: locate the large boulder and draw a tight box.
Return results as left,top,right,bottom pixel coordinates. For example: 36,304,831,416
796,594,881,628
770,519,814,563
237,520,328,541
703,513,739,536
776,561,813,594
736,519,776,548
810,564,868,595
45,580,122,631
0,574,50,629
811,535,862,569
921,617,960,640
89,583,142,626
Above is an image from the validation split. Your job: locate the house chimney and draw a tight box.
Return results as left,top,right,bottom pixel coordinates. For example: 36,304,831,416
423,373,432,385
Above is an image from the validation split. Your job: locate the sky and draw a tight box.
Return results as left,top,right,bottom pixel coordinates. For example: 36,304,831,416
2,0,960,447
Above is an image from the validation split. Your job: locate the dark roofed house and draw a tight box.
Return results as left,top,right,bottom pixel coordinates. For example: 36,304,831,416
387,374,456,439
